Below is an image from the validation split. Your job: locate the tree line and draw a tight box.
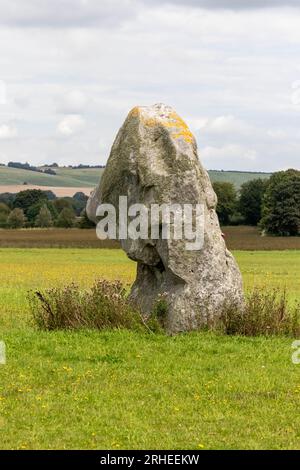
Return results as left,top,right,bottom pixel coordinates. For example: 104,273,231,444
0,168,299,236
213,168,300,236
7,162,57,175
0,189,94,229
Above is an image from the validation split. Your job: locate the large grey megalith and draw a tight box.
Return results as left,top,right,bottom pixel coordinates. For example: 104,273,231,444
87,103,244,333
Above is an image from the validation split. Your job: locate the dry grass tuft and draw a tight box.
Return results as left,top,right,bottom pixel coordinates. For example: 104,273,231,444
217,288,300,337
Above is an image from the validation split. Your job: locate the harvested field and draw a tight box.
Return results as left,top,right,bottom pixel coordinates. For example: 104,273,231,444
0,226,299,250
0,229,119,248
223,226,300,250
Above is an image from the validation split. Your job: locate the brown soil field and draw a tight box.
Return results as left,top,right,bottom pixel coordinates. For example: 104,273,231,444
0,185,93,197
0,229,119,248
0,226,299,250
223,226,300,250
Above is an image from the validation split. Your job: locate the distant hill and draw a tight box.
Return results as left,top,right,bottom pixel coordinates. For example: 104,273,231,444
208,170,271,188
0,165,271,191
0,166,103,188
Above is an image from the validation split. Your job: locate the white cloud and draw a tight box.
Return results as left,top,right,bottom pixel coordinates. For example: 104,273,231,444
0,123,17,139
0,80,7,105
201,144,257,169
0,1,299,170
57,114,86,136
56,90,88,114
149,0,300,9
0,0,298,31
267,129,287,139
0,0,138,27
14,91,30,109
190,115,252,136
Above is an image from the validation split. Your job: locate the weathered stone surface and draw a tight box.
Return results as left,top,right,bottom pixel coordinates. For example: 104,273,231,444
87,103,244,333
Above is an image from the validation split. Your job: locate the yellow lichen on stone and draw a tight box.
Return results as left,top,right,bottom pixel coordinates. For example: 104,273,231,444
142,116,159,127
129,106,140,118
134,106,194,144
172,129,194,144
164,111,194,144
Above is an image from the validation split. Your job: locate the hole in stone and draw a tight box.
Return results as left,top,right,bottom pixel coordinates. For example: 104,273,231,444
156,260,165,273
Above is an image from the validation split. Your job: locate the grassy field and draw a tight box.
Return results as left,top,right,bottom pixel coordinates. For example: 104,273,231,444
0,247,300,449
0,166,103,188
0,166,271,189
208,170,271,187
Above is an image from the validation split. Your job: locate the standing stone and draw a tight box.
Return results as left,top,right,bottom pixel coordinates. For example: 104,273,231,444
87,103,244,333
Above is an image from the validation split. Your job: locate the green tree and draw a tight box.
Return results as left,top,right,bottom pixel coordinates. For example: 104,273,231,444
73,192,88,204
0,202,10,215
27,200,58,226
0,194,14,209
0,202,10,228
72,192,89,215
7,208,25,229
35,204,53,228
0,213,8,228
260,169,300,236
53,198,74,214
78,209,95,228
13,189,48,216
239,178,269,225
55,207,76,228
213,182,237,225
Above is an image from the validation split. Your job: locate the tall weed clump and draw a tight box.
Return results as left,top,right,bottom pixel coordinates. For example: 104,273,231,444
29,280,161,332
30,281,300,337
218,288,300,337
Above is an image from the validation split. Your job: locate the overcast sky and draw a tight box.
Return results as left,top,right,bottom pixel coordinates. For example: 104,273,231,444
0,0,300,171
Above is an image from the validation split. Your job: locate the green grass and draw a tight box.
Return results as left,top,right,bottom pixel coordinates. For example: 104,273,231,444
0,166,103,187
208,170,271,188
2,330,300,450
0,248,300,449
0,166,270,189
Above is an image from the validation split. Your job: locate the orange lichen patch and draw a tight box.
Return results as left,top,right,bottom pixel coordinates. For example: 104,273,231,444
141,117,158,127
164,111,194,144
172,128,194,144
129,106,140,118
138,108,194,144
